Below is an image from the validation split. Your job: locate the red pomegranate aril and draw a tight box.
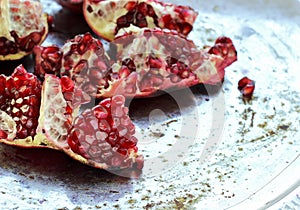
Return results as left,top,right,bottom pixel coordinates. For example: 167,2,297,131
137,2,148,15
0,130,8,139
125,1,137,11
238,77,255,99
61,76,75,92
117,16,131,28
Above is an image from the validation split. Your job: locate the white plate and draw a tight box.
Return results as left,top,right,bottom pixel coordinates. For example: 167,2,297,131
0,0,299,209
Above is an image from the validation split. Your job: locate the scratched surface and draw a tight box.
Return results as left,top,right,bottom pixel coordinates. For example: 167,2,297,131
0,0,299,209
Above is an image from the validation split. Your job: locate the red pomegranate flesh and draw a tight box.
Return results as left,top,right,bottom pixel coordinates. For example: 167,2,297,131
0,0,49,60
83,0,198,41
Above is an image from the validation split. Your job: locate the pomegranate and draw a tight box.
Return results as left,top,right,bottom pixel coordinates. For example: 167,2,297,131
67,95,144,170
34,33,111,97
238,76,255,99
97,28,237,98
0,0,49,60
0,67,144,170
55,0,83,13
36,75,90,150
83,0,198,41
34,30,237,98
0,65,49,148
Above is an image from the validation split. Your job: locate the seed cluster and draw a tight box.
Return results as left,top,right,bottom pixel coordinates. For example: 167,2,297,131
67,95,140,168
0,66,41,139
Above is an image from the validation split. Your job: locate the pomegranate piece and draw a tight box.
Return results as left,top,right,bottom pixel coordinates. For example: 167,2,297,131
238,76,255,99
67,95,144,170
55,0,83,13
0,65,49,148
34,46,63,78
83,0,198,41
0,0,49,60
34,33,111,97
97,28,237,98
36,75,90,150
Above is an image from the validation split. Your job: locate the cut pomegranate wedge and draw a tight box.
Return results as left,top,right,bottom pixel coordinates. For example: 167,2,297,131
0,0,48,60
0,65,48,148
34,31,237,98
34,33,111,97
38,75,143,170
98,28,237,98
36,75,91,150
83,0,198,41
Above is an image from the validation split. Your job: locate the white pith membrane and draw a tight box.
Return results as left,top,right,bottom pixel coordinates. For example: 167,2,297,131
83,0,198,41
0,110,17,140
97,28,225,98
36,75,71,149
0,0,48,60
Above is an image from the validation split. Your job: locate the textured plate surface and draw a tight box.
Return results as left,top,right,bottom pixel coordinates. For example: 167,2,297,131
0,0,299,209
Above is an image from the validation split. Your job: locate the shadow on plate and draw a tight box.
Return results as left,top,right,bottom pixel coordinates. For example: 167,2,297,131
0,143,137,206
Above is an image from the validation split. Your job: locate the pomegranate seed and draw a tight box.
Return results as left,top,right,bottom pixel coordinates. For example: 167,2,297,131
61,76,75,92
125,1,137,11
137,2,148,16
0,130,8,139
116,16,130,28
93,106,108,119
238,77,255,99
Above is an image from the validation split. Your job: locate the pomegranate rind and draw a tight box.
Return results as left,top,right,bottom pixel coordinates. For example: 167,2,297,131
0,0,49,61
83,0,198,41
